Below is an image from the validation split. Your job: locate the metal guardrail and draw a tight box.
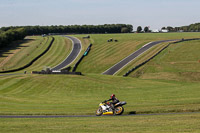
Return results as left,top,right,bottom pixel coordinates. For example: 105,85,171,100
72,43,92,72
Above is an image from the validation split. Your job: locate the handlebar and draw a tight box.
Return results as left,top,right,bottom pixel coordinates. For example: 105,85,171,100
102,100,108,103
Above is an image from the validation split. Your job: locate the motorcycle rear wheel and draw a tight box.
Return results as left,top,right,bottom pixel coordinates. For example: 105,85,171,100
114,106,124,115
96,107,103,116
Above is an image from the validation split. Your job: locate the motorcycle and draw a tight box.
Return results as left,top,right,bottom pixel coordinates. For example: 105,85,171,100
96,101,127,116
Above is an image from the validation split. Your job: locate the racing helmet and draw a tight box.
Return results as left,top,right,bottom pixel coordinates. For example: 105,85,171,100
111,94,115,99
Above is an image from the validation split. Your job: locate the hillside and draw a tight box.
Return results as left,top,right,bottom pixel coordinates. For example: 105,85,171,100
0,36,72,73
1,33,200,133
0,73,200,115
129,40,200,82
0,36,49,71
0,33,200,116
74,32,200,74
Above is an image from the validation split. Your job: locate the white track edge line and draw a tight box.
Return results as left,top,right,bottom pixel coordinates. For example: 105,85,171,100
51,36,74,70
113,44,156,75
102,42,152,74
51,36,82,70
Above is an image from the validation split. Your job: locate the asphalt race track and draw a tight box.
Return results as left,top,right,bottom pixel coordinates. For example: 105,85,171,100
103,40,177,75
0,112,199,118
51,36,82,71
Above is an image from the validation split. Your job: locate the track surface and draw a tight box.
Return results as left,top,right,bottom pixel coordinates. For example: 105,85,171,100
103,40,177,75
0,112,199,118
51,36,82,70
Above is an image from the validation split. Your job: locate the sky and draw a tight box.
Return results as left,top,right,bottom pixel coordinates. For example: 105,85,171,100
0,0,200,30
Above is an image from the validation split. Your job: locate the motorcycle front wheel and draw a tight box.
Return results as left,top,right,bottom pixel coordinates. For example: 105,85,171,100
96,107,103,116
114,106,124,115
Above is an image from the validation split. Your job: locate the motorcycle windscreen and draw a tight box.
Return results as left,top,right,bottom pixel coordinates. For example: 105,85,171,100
121,101,127,105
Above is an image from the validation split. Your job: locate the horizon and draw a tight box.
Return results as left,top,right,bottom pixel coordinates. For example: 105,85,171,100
0,0,200,30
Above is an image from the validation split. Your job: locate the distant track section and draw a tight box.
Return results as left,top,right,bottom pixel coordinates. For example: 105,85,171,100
102,40,177,75
51,36,82,71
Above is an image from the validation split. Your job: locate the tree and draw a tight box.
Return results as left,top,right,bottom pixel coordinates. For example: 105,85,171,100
144,26,149,32
174,27,180,32
121,27,129,33
167,26,174,32
0,28,26,48
137,26,142,33
161,27,166,30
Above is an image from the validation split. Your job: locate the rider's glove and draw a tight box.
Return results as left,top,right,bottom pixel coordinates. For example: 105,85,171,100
103,100,107,103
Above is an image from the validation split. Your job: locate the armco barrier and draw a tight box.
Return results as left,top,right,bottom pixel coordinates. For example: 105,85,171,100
0,37,55,73
72,43,92,72
123,38,200,77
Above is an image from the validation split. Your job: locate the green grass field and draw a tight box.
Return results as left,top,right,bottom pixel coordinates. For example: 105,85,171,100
0,74,200,115
0,36,47,71
1,113,200,133
74,33,200,74
0,33,200,132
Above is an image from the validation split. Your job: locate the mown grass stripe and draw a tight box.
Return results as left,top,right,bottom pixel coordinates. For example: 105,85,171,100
22,36,72,72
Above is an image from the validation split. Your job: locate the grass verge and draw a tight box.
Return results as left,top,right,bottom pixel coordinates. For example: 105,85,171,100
0,113,200,133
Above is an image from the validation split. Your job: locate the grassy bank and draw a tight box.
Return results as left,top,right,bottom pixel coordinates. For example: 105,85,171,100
74,32,200,74
130,40,200,81
0,74,200,115
0,36,73,73
0,36,47,71
25,36,72,72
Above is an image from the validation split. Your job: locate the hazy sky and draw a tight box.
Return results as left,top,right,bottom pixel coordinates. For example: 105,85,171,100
0,0,200,30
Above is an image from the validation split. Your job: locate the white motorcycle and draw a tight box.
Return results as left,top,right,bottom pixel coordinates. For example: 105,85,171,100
96,101,127,116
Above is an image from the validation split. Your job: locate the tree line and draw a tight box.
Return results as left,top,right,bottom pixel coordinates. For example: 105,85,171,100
161,23,200,32
0,28,26,48
136,26,179,33
1,24,133,35
136,23,200,33
179,23,200,32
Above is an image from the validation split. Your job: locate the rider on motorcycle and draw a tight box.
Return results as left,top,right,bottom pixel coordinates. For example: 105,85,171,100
104,94,119,110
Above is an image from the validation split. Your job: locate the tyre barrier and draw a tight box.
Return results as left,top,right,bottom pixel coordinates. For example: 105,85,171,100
123,38,200,77
82,35,90,39
32,70,81,75
72,44,92,72
0,37,55,73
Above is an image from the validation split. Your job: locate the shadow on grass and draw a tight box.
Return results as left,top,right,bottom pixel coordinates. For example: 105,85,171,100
0,39,33,58
129,111,137,114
